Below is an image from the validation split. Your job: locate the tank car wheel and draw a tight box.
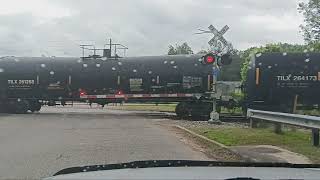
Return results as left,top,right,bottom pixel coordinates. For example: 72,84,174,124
175,102,191,118
190,102,211,121
14,100,29,114
29,101,41,112
34,102,41,111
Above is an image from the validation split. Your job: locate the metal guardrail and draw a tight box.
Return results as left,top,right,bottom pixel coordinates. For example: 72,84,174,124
247,109,320,129
247,109,320,146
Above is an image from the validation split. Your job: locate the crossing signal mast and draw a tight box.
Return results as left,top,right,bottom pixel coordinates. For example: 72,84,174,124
196,24,234,123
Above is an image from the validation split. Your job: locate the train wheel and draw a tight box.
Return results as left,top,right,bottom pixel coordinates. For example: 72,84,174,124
175,102,191,118
190,102,211,121
34,102,41,111
14,100,29,114
29,101,41,112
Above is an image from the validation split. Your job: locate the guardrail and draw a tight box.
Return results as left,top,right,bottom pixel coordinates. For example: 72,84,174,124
247,109,320,146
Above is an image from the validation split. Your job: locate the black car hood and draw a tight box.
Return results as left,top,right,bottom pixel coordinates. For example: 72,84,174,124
53,160,320,176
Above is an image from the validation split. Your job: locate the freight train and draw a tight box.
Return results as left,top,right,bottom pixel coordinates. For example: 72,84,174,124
244,52,320,113
0,54,231,117
1,51,319,116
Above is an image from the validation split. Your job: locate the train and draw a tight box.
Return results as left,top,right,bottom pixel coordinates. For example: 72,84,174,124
244,52,320,113
0,54,227,117
1,50,319,116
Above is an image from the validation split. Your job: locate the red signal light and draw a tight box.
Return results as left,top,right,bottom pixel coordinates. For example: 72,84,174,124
116,90,123,95
79,90,86,96
206,56,215,63
202,53,216,65
79,88,87,96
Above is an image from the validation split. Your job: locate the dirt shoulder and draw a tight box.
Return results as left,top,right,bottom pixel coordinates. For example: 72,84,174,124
157,120,245,162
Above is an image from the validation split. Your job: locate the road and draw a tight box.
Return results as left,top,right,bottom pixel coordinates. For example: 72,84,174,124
0,105,209,179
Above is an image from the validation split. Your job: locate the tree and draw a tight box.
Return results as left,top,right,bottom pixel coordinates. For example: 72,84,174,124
298,0,320,43
168,45,176,55
197,49,209,54
167,42,193,55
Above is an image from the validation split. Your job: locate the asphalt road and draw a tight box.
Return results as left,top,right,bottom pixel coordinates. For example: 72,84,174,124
0,105,209,179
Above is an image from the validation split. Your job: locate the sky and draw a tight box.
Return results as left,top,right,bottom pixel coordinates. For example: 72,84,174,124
0,0,307,57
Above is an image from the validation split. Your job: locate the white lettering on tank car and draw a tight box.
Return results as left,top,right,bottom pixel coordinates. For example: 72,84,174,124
8,79,35,85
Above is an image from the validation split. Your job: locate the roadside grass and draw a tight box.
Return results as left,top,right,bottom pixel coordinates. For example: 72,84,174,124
108,103,244,114
107,103,177,112
220,107,243,114
298,109,320,116
172,126,244,162
192,127,320,163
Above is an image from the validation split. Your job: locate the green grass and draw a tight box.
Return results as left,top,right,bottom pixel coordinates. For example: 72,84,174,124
220,107,243,114
193,127,320,163
107,103,177,112
297,109,320,116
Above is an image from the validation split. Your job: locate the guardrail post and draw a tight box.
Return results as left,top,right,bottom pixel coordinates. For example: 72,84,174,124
250,118,258,128
274,123,282,134
311,128,319,146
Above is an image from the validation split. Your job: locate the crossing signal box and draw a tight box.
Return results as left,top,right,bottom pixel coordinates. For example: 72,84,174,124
202,53,233,66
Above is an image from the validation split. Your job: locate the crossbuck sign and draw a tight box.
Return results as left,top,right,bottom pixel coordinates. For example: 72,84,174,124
196,24,233,54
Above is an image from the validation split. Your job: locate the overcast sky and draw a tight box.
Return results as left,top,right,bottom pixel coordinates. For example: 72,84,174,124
0,0,306,57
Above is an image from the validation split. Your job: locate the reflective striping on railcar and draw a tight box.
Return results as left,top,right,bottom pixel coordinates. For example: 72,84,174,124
80,93,200,99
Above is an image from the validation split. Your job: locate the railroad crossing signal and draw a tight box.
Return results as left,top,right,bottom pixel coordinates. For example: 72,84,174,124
195,24,235,124
200,52,232,66
201,53,216,65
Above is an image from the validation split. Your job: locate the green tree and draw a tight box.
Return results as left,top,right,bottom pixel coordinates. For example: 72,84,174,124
167,42,193,55
298,0,320,43
168,45,176,55
197,49,210,54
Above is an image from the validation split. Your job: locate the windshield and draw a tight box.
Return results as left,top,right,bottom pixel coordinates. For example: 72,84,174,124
0,0,319,179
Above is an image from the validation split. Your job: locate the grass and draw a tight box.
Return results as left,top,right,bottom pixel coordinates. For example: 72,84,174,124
107,103,244,114
107,103,177,112
297,109,320,116
220,107,243,114
173,126,244,162
192,127,320,163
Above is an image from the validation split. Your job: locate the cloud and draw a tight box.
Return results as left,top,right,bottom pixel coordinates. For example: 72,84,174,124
0,0,305,57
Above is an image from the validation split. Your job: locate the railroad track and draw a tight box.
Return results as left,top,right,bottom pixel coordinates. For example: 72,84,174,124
219,114,247,122
138,112,248,122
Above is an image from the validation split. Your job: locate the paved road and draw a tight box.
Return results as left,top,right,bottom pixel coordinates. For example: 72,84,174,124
0,105,209,179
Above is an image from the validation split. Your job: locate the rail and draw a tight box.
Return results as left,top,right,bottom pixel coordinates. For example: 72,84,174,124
247,109,320,146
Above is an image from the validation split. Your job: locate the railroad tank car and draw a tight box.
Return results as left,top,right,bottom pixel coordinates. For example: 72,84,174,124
0,54,217,115
245,52,320,113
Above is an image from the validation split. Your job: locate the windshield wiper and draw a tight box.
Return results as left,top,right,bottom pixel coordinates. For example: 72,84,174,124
53,160,320,176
